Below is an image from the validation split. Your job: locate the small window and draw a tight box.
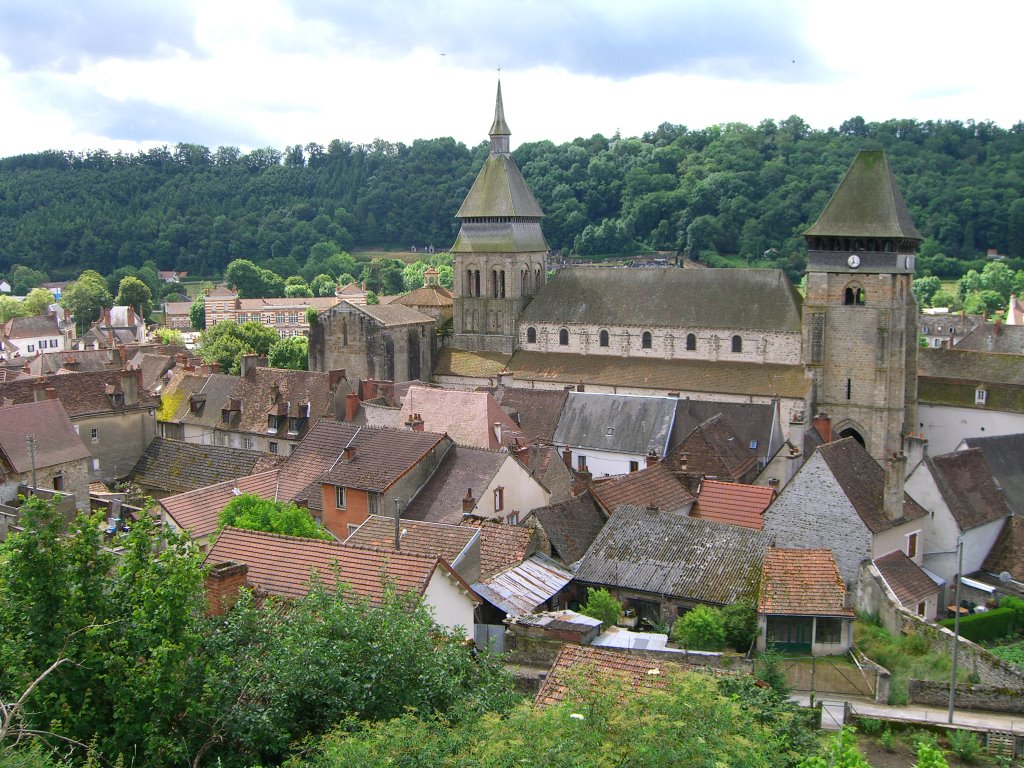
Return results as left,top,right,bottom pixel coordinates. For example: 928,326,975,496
53,474,64,492
267,415,279,433
27,344,35,353
917,602,927,617
686,333,696,351
269,441,278,454
559,328,569,346
242,437,253,450
91,428,98,443
599,329,609,347
641,331,652,349
505,512,519,525
975,388,987,406
577,455,587,471
907,531,919,559
629,461,639,473
731,335,742,353
846,378,852,400
526,326,537,344
494,486,504,512
336,486,346,509
816,617,842,644
346,523,360,538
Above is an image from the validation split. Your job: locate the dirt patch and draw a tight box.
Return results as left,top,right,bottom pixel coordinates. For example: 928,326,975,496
855,734,1008,767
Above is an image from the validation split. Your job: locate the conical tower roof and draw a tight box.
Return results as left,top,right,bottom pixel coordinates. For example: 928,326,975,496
489,80,511,137
804,150,921,240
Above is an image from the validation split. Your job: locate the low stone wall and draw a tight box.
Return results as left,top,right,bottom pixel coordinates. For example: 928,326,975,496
908,679,1024,714
851,646,891,704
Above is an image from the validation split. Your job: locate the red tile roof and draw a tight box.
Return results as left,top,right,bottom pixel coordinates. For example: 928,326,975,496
346,515,479,567
692,480,774,530
206,527,476,605
874,551,941,606
759,548,852,616
591,463,694,515
535,644,690,707
0,369,157,417
159,470,281,538
0,400,91,472
318,423,450,494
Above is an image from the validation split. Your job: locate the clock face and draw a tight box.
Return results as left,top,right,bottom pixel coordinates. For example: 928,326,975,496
848,254,861,268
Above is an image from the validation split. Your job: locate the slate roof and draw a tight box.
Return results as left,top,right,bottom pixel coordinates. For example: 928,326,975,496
982,516,1024,582
759,548,852,617
473,553,573,617
963,434,1024,516
401,445,505,524
553,392,677,456
130,438,268,495
2,314,60,339
508,350,810,399
28,348,125,376
535,644,686,707
349,301,434,328
160,470,282,539
158,371,241,428
591,463,695,515
490,386,568,442
205,527,473,605
927,449,1010,532
955,324,1024,355
400,386,520,449
345,515,479,568
815,438,928,533
463,520,536,579
127,352,177,390
672,399,781,463
519,267,802,333
317,424,449,495
692,480,774,530
0,369,157,417
920,348,1024,386
575,505,773,605
226,366,346,437
666,413,758,483
874,551,941,606
804,150,922,240
434,348,511,378
527,491,607,566
0,400,91,472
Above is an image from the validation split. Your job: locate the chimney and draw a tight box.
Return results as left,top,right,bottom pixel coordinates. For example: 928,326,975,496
462,488,475,514
205,561,249,617
121,369,140,407
345,392,360,422
646,449,660,468
240,353,260,377
328,369,346,391
812,412,832,443
562,447,573,469
117,345,127,365
33,381,48,402
342,443,355,461
405,412,424,432
995,318,1003,336
576,382,585,392
768,478,780,490
270,382,280,403
362,379,378,401
45,387,57,400
126,305,135,326
679,452,689,471
493,421,503,445
883,452,907,522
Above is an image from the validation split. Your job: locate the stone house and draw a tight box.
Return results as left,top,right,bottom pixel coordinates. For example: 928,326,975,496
163,300,194,330
0,369,158,482
762,438,930,591
0,400,92,511
665,413,761,485
308,301,435,383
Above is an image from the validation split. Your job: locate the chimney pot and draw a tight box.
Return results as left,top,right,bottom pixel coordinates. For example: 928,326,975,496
345,391,360,421
462,488,475,513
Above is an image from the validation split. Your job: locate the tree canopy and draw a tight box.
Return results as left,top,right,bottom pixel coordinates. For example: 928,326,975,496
217,493,329,539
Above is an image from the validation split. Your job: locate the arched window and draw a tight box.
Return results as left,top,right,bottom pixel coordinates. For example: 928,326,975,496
731,335,743,353
491,270,499,298
559,328,569,346
499,270,506,298
599,329,609,347
466,269,473,296
686,333,696,351
474,270,480,297
641,331,652,349
527,326,537,344
845,285,866,306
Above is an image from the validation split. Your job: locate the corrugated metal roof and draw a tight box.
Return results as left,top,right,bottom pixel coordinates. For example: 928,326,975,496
472,553,572,617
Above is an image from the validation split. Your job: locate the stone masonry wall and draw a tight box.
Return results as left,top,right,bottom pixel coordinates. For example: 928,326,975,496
908,679,1024,714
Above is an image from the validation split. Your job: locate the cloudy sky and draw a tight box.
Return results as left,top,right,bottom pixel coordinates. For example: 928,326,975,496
0,0,1020,158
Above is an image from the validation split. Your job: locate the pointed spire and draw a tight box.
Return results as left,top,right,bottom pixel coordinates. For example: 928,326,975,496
490,80,511,137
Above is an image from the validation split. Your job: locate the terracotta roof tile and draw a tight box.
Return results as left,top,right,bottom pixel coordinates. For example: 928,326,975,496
226,366,348,438
666,414,758,482
206,527,447,604
692,480,774,530
160,470,281,538
395,284,453,308
346,515,478,567
759,548,852,616
535,644,690,707
0,400,91,472
874,551,941,606
927,449,1010,531
982,516,1024,581
463,520,536,579
319,424,449,494
400,386,520,449
591,463,694,514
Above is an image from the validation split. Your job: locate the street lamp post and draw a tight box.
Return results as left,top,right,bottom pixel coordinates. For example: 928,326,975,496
947,537,964,724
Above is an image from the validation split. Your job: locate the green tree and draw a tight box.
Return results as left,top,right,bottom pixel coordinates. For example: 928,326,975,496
224,259,285,298
930,288,959,309
268,335,308,370
0,296,29,323
402,260,428,291
218,494,332,539
59,273,113,332
196,320,279,374
912,276,941,307
963,289,1005,315
154,327,184,346
20,288,54,316
310,273,337,296
115,275,154,316
721,599,758,651
285,283,314,298
672,604,726,650
9,265,49,295
189,293,206,329
579,587,621,630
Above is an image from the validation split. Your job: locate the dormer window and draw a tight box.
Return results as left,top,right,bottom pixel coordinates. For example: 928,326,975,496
221,409,231,424
268,414,280,433
110,393,124,407
288,416,305,435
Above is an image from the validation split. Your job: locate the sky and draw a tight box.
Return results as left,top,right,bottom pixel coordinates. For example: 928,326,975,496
0,0,1021,158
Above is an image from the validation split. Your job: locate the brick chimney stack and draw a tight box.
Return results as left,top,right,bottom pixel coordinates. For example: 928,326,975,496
462,488,475,514
562,447,573,469
205,561,249,616
812,413,832,443
345,392,360,422
405,413,424,432
646,449,660,468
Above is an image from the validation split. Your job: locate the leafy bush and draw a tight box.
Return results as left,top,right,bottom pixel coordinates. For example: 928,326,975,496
754,646,790,695
879,727,896,752
914,742,950,768
578,588,621,630
989,639,1024,667
672,605,726,650
946,728,982,762
721,600,758,651
218,493,334,540
856,716,884,735
939,606,1018,643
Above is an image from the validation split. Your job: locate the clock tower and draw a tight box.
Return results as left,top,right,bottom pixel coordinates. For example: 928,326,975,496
802,150,921,463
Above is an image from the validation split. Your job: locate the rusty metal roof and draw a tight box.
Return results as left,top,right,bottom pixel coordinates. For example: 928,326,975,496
472,552,572,617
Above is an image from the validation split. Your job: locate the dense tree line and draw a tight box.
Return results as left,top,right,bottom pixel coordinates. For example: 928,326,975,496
1,118,1022,283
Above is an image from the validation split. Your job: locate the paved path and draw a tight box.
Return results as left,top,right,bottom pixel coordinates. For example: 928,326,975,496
790,692,1024,735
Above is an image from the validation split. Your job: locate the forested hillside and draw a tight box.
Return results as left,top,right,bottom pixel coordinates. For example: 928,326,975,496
1,116,1022,281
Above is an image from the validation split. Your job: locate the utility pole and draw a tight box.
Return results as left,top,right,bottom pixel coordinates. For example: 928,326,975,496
393,497,402,552
947,537,964,724
26,434,37,496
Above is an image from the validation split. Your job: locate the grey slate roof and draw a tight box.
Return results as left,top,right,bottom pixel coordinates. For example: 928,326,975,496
354,302,435,328
401,445,505,525
671,399,781,463
927,449,1010,531
574,505,773,605
553,392,677,456
963,433,1024,516
455,156,543,220
130,437,267,495
490,386,568,442
955,324,1024,355
519,267,802,332
804,150,923,240
527,491,607,565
